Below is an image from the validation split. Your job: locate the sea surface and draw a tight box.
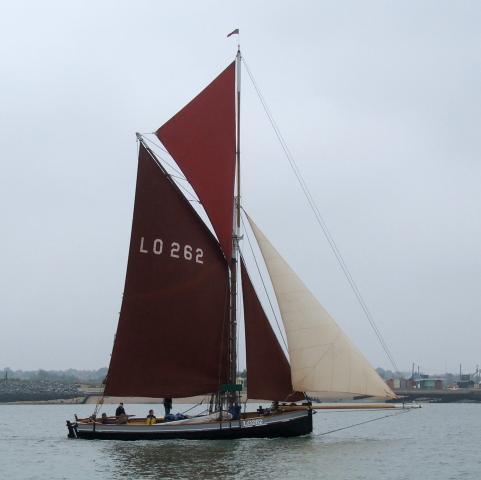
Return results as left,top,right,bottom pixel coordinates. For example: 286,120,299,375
1,402,480,479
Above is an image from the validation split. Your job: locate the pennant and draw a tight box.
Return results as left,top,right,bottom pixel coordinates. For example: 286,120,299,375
227,29,239,37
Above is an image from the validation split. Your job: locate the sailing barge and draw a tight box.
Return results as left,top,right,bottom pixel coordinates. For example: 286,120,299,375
67,48,395,441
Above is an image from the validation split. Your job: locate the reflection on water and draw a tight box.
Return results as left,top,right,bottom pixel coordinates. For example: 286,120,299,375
104,437,315,479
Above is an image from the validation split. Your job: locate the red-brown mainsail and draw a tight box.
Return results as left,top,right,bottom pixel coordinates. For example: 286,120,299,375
241,259,301,402
156,62,236,260
104,144,230,398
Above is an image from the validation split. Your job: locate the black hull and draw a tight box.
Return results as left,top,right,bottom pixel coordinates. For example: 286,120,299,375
68,410,312,441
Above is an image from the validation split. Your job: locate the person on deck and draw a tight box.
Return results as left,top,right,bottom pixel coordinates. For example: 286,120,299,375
146,409,157,425
163,398,172,416
115,402,126,417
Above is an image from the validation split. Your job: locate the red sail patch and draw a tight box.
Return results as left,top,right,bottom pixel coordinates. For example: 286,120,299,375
241,259,302,401
156,62,236,260
105,144,230,398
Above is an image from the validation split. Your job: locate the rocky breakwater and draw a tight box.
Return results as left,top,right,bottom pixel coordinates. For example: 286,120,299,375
0,379,82,403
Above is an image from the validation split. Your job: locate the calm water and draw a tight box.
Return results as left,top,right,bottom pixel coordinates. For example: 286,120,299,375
1,403,480,479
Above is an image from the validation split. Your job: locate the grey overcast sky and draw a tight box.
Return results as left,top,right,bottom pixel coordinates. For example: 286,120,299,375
1,0,480,374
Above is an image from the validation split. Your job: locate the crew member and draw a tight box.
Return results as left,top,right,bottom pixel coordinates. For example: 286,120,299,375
163,397,172,416
115,402,126,417
146,409,157,425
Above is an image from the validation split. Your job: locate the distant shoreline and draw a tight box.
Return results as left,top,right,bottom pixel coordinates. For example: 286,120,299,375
0,397,87,405
0,393,261,405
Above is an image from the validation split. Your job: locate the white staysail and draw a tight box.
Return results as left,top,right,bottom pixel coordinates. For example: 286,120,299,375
247,216,396,400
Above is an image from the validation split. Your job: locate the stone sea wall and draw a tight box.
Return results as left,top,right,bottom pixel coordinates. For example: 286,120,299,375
0,379,81,402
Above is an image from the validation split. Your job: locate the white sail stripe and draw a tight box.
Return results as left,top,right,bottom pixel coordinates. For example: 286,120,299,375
247,215,396,400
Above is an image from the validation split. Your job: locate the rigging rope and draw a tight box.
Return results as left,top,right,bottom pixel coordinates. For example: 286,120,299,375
318,408,410,436
240,212,289,351
137,134,200,204
169,175,202,204
139,134,186,178
242,57,399,373
180,399,205,415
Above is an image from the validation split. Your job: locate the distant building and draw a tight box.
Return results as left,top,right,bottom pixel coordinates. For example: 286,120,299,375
236,377,247,390
457,375,475,389
386,378,411,390
415,378,443,390
386,377,443,390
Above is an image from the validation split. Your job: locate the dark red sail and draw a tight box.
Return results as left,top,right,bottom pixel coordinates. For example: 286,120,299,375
156,62,236,260
241,259,302,401
105,143,230,398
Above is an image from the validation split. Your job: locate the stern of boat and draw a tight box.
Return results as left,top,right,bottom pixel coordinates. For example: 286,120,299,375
66,420,78,439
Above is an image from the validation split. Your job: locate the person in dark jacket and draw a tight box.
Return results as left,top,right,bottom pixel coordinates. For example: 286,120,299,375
163,398,172,416
115,402,126,417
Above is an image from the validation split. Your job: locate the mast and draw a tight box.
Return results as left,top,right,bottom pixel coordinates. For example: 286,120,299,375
229,47,242,406
155,58,237,408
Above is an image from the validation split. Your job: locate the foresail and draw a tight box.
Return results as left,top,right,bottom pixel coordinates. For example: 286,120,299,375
156,62,236,260
241,259,303,402
104,144,230,398
247,216,396,400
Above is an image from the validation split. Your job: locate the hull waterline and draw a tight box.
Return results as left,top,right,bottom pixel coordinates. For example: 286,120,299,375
67,410,312,440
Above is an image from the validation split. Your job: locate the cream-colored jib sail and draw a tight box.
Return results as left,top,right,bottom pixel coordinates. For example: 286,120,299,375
247,216,396,400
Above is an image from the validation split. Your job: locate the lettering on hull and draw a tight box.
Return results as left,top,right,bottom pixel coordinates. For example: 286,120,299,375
242,418,265,427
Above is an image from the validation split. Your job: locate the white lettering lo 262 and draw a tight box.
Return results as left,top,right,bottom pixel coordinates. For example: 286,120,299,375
139,237,203,264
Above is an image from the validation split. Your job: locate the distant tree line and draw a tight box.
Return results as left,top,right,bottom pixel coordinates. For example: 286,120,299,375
2,367,108,384
376,368,409,380
1,366,468,386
